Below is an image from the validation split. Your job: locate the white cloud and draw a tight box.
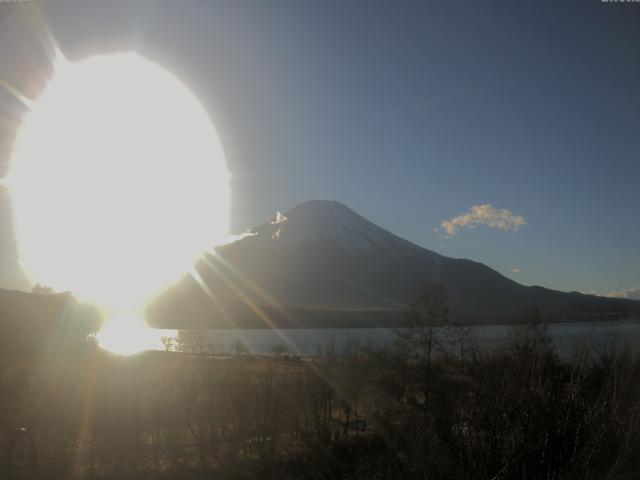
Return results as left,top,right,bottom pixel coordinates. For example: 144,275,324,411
608,287,640,301
440,204,526,237
511,267,521,273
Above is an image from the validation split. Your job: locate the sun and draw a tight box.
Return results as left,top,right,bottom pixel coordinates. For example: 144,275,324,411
6,52,230,352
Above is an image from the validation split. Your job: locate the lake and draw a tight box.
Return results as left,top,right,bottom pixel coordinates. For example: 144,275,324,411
159,319,640,357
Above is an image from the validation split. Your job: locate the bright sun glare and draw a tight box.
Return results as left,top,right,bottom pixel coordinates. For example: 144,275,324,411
6,52,230,354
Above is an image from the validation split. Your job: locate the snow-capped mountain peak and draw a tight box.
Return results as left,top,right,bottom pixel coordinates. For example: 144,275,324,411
244,200,412,252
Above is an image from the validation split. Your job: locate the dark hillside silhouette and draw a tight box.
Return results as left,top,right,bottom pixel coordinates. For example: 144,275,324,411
0,288,102,359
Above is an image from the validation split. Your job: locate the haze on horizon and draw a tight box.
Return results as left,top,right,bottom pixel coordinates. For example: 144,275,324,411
0,0,639,299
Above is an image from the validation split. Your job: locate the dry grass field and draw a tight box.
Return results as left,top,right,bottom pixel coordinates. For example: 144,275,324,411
2,315,640,479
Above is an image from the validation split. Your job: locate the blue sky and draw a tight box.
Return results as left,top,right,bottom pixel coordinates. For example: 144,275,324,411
0,0,638,295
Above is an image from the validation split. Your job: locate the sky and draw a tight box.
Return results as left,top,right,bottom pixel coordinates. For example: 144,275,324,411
0,0,638,296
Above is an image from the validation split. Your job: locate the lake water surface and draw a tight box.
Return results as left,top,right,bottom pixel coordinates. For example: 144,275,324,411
164,319,640,357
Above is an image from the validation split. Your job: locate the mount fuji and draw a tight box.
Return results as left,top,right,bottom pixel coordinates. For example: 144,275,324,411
148,200,640,328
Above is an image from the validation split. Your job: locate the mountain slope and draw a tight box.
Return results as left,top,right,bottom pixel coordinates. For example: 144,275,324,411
147,200,640,328
0,288,102,357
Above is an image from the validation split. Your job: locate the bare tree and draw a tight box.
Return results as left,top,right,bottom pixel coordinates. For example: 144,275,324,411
397,284,449,367
32,283,55,295
395,284,449,402
232,339,250,357
270,344,288,357
447,320,471,373
161,336,175,352
209,332,225,356
177,330,209,355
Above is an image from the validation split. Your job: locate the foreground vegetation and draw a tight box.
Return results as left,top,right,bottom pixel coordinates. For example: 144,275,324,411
1,298,640,479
